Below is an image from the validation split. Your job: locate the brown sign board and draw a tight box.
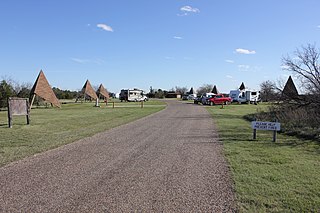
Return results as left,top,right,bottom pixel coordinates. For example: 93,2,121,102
8,97,30,128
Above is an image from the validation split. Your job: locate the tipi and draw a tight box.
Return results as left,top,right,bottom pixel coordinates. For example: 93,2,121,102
239,82,246,91
29,70,61,108
81,80,98,100
211,85,219,94
282,76,298,98
97,84,109,100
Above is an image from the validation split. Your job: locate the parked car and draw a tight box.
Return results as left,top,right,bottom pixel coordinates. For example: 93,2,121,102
187,94,197,100
208,94,232,106
182,94,197,100
194,93,215,105
182,94,189,100
194,95,201,104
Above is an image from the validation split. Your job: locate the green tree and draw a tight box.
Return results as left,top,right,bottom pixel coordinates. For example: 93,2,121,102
0,80,16,108
154,89,165,99
16,83,32,98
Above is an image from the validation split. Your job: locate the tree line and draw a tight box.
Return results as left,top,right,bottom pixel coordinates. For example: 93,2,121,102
1,43,320,142
0,80,80,108
256,44,320,141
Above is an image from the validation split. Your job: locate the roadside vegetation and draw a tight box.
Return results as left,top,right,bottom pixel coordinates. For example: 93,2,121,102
258,44,320,142
0,101,165,167
207,104,320,212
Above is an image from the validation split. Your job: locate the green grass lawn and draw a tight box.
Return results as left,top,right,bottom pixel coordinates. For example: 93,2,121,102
207,104,320,212
0,100,165,167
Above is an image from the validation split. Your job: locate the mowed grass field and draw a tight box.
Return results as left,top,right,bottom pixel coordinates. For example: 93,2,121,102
207,104,320,212
0,100,165,167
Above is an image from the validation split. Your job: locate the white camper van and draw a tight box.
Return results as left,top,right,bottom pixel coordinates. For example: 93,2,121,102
229,90,260,104
119,89,148,102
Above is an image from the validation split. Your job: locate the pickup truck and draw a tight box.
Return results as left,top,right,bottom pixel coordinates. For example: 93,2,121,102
208,94,232,106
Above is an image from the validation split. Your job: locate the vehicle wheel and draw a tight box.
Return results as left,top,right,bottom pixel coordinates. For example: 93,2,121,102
225,101,230,105
209,101,214,106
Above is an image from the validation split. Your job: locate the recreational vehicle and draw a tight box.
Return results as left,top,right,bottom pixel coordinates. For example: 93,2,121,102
229,90,260,104
119,89,148,102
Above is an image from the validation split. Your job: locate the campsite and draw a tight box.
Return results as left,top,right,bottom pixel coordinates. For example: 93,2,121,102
0,70,319,211
1,1,320,212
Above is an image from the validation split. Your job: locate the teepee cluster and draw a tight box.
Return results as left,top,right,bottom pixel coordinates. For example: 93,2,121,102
29,70,109,109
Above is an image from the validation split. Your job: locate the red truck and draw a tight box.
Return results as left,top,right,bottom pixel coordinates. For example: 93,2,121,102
208,94,232,106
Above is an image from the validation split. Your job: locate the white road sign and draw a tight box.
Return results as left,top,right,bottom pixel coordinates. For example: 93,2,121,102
251,121,281,131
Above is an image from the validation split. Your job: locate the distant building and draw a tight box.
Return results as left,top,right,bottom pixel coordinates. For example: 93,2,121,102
166,92,181,99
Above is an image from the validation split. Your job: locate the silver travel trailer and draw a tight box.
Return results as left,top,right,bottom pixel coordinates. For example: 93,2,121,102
119,88,148,102
229,89,260,104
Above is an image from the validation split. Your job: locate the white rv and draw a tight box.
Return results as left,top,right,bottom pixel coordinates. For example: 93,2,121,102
119,89,148,102
229,90,260,104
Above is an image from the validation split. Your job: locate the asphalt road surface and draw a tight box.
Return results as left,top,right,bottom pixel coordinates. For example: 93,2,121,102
0,100,236,212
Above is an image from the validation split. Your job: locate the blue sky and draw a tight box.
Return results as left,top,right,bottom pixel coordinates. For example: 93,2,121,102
1,0,320,93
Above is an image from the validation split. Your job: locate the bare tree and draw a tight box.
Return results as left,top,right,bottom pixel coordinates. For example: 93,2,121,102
280,44,320,128
175,86,188,95
196,84,213,95
282,44,320,97
260,80,278,102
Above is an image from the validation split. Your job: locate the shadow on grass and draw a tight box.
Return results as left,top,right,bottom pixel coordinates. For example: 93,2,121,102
0,123,8,127
273,139,320,154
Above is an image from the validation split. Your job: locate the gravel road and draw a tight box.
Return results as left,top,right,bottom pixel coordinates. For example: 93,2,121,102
0,100,236,212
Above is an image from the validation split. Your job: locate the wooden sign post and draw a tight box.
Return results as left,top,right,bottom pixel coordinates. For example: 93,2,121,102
7,97,30,128
251,121,281,142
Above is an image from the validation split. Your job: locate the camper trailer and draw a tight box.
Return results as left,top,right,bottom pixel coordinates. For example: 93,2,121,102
229,89,260,104
119,89,148,102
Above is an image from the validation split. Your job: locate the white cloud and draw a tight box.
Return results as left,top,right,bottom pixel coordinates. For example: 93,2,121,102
181,6,200,13
177,13,188,17
317,25,320,28
235,48,256,54
173,36,183,40
226,75,233,79
71,58,86,64
165,56,174,60
225,59,234,63
97,23,114,32
71,58,104,65
178,6,200,16
238,64,250,71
